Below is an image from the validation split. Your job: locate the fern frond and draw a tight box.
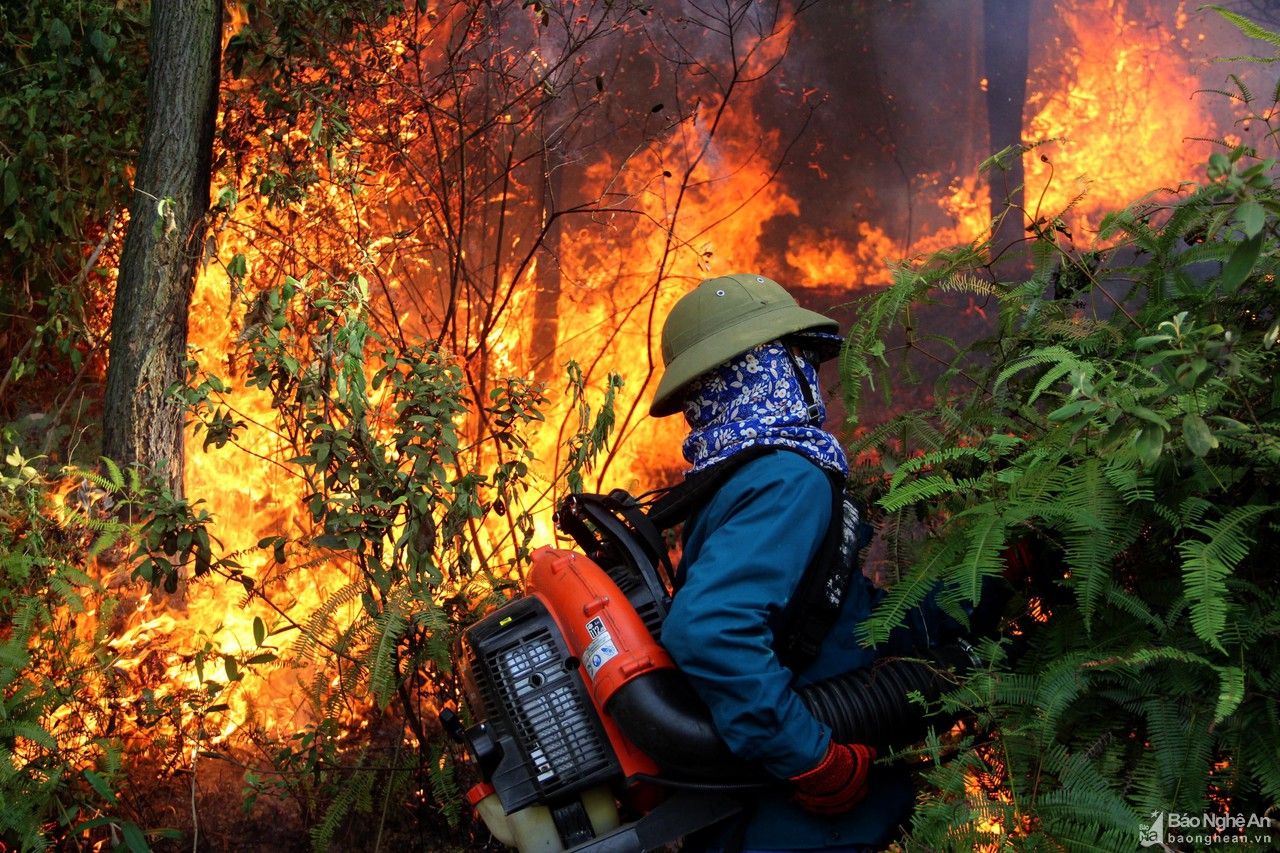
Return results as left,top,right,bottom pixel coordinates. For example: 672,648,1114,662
879,476,985,512
857,536,962,646
1101,584,1164,633
1234,698,1280,803
1101,457,1153,505
1212,665,1245,723
1034,653,1091,735
309,765,374,851
100,457,124,491
1059,459,1130,629
1040,822,1137,853
291,579,367,663
426,745,461,827
994,344,1083,391
937,274,996,297
1205,5,1280,52
367,602,408,708
889,446,993,490
1176,504,1273,651
952,504,1007,605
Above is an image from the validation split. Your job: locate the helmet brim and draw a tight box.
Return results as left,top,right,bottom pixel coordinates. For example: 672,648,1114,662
649,303,839,417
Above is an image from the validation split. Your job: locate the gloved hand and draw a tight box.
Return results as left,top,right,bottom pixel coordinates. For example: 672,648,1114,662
788,739,877,816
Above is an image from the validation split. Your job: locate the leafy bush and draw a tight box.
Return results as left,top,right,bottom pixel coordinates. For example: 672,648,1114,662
0,1,148,405
0,448,159,851
168,272,619,849
841,18,1280,850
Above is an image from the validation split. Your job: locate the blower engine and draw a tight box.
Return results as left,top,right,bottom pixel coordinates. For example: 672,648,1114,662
443,491,977,853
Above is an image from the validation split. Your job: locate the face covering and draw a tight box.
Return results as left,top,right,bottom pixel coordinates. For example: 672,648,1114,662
680,339,849,478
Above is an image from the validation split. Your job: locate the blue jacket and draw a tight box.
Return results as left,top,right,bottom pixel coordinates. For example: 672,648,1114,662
660,450,915,850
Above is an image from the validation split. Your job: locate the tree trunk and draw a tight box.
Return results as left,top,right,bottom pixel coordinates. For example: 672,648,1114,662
103,0,222,495
983,0,1031,268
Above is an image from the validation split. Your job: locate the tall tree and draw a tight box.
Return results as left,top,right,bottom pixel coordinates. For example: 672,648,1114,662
103,0,223,493
983,0,1031,266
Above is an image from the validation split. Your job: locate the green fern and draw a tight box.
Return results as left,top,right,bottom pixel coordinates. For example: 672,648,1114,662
367,598,409,708
848,108,1280,850
309,762,375,851
879,475,986,512
426,744,462,828
1176,504,1273,651
1206,5,1280,53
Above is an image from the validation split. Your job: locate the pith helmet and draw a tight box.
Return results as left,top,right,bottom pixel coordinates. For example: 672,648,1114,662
650,273,839,417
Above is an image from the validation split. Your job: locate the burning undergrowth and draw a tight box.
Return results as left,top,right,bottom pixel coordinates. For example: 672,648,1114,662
1,0,1274,849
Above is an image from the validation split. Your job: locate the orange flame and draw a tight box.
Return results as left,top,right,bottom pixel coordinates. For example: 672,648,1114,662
72,0,1253,753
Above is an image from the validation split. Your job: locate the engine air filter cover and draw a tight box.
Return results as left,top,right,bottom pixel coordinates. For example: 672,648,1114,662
459,595,620,813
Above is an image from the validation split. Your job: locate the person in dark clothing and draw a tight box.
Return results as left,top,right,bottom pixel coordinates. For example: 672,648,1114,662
648,273,912,851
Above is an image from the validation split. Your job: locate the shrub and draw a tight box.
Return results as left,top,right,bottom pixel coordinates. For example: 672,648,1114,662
841,14,1280,850
0,447,157,851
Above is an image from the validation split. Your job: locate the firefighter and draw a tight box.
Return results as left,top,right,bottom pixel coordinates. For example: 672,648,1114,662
650,273,911,852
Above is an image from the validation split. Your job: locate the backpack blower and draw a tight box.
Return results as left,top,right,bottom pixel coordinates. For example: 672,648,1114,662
440,488,979,853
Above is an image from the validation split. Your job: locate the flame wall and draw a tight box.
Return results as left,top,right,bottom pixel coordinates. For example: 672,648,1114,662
152,0,1265,739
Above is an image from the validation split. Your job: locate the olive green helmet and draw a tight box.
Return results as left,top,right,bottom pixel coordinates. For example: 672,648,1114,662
650,273,839,417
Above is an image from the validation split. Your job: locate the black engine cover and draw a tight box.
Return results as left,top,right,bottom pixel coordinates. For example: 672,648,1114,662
459,595,621,813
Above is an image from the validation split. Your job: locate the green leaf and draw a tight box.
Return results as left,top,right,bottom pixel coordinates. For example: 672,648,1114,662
121,821,149,853
83,770,118,805
253,616,266,647
1182,413,1218,457
1220,232,1262,292
1048,399,1096,421
1136,423,1164,466
89,29,112,60
1128,406,1170,430
1134,334,1172,349
1237,199,1265,237
1,169,16,207
48,18,72,50
226,253,248,278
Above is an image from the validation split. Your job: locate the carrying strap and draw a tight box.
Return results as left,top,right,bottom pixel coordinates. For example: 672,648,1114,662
644,446,860,672
646,446,780,533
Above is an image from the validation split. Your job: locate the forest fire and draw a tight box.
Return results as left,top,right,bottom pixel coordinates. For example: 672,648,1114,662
1023,0,1220,233
4,0,1276,849
103,0,1249,754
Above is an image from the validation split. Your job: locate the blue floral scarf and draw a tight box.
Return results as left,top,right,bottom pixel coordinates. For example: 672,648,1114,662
680,340,849,478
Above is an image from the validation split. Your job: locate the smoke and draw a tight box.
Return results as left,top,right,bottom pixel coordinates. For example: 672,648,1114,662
745,0,1266,285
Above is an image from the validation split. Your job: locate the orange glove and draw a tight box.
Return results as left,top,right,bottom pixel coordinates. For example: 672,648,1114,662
788,739,877,816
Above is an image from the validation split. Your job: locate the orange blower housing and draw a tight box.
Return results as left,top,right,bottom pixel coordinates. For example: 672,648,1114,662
452,491,756,850
455,545,676,817
525,547,672,779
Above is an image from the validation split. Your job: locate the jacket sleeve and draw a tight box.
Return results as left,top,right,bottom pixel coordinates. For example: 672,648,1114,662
659,452,833,778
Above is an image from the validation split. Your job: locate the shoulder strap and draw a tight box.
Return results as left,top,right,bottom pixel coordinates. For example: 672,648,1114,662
645,445,778,532
776,481,869,670
644,446,869,671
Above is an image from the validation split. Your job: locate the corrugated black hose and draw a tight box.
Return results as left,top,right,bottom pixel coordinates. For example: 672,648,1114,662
798,651,969,748
607,643,981,784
